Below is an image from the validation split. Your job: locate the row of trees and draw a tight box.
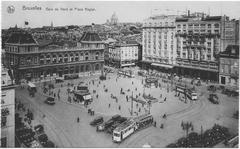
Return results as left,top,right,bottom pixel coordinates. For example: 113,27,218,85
167,124,231,148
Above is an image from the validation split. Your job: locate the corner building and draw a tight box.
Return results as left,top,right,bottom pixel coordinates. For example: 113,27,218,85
174,15,237,81
4,30,104,83
142,15,177,72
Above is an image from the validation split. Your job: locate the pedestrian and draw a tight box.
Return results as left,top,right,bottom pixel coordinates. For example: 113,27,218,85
109,103,111,108
154,121,157,127
77,117,80,123
119,105,121,110
164,97,166,101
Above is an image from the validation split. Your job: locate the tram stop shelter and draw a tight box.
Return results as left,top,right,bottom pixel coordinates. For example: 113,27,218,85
74,92,93,105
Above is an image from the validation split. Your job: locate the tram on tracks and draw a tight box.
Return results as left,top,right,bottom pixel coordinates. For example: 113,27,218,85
112,114,153,143
176,84,197,100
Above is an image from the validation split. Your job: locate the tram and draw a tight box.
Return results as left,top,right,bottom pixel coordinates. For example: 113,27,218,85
112,114,153,143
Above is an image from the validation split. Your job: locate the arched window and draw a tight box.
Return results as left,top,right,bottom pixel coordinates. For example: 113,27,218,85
52,55,57,63
80,53,84,61
40,55,44,65
70,53,74,62
95,64,99,71
58,55,63,63
85,52,89,61
64,54,68,63
95,52,99,60
75,53,79,61
46,55,51,64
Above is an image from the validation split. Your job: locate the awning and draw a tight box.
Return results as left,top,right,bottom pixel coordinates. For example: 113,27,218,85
121,63,135,66
83,94,92,100
28,82,36,88
151,63,173,69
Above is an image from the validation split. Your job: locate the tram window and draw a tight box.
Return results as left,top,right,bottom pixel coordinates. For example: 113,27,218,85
114,133,120,137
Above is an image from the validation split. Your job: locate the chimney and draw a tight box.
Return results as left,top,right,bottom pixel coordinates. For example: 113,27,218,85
188,10,190,17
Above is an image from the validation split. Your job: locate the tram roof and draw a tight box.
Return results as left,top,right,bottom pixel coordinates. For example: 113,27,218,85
133,114,152,121
114,118,135,132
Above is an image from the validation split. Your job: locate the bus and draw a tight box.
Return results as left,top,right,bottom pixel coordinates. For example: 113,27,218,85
112,118,137,143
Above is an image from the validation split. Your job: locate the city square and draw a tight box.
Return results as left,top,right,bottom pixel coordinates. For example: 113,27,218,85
14,66,238,147
1,1,239,148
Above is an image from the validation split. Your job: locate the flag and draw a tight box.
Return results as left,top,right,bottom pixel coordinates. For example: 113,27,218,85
25,21,29,25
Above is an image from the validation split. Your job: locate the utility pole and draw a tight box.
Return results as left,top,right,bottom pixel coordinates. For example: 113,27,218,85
131,91,133,115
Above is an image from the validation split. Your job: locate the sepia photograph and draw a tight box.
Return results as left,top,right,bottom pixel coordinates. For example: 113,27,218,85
1,0,239,148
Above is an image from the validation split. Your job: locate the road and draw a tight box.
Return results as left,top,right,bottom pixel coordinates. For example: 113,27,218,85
16,69,239,147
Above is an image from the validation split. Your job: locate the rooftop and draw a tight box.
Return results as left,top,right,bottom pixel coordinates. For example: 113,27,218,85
6,31,38,45
79,32,102,43
220,45,239,58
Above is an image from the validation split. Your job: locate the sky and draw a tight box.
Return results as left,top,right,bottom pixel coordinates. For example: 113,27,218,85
2,1,240,29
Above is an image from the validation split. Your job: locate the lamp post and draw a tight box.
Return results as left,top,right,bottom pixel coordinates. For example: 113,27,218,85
10,61,14,85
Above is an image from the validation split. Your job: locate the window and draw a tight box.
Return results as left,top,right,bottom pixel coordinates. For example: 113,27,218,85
207,55,211,60
208,24,211,28
46,55,51,64
214,30,219,34
207,48,211,53
1,116,7,127
64,54,68,63
80,53,84,60
52,55,57,63
20,57,24,65
75,53,79,61
58,55,63,63
26,57,31,65
85,52,89,61
1,137,7,147
70,54,74,62
214,23,219,28
34,57,37,64
40,55,45,64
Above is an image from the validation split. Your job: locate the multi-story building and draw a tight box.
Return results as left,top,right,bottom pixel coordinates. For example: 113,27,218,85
4,28,104,83
219,45,239,88
174,14,238,81
142,15,177,72
108,41,140,68
1,66,15,147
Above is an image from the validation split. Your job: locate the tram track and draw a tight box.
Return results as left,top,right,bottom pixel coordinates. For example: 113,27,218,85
17,90,74,147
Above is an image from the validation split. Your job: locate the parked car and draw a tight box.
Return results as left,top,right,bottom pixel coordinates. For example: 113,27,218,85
208,94,219,104
90,116,104,126
97,119,114,131
34,124,44,134
45,97,55,105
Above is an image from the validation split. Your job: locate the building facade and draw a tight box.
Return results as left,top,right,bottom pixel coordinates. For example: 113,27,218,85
219,45,239,88
174,15,238,81
108,41,140,68
4,30,104,83
142,15,177,72
1,66,15,147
